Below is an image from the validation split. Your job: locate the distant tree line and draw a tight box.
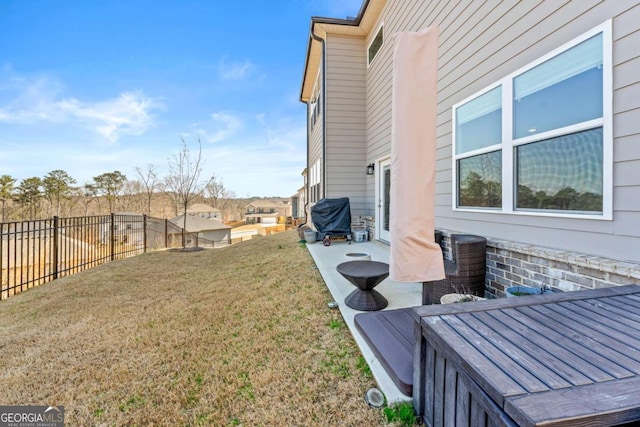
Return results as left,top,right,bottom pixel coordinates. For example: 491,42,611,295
459,170,602,212
0,139,246,223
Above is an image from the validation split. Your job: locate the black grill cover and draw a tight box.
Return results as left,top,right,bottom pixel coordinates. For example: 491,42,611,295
311,198,352,239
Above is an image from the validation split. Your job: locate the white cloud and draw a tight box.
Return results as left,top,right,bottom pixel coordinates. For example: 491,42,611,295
191,112,243,144
218,59,254,80
59,91,164,142
0,71,164,143
0,74,67,122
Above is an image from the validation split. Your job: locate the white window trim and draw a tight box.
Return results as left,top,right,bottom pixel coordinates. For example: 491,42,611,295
367,22,384,67
452,20,612,220
309,68,322,128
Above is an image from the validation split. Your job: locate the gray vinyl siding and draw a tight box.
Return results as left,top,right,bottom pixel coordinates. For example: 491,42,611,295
362,0,640,263
308,60,323,208
324,35,368,215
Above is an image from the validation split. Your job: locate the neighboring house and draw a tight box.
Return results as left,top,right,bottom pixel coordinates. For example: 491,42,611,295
244,198,292,224
300,0,640,295
100,212,144,245
169,214,231,247
291,168,307,220
291,186,305,219
187,203,222,220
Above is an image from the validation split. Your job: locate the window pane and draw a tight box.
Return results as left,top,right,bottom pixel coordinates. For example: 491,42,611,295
513,33,603,139
516,128,603,212
455,86,502,154
458,151,502,208
368,27,383,64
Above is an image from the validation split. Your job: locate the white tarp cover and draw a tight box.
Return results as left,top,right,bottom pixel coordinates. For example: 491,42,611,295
390,27,445,283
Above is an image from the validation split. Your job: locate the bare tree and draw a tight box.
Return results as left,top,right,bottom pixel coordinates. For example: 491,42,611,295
154,180,174,219
119,180,143,212
205,174,225,209
134,164,158,216
166,137,205,247
205,174,237,220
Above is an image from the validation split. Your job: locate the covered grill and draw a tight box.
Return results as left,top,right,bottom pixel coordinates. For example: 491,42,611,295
310,198,352,240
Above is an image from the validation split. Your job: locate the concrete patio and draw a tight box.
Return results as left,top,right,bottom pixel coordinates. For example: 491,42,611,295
306,238,422,404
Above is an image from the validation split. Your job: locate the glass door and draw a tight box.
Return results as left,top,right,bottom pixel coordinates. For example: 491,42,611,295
377,159,391,242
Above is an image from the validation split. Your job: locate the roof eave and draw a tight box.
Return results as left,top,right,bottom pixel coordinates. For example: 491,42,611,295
299,0,383,103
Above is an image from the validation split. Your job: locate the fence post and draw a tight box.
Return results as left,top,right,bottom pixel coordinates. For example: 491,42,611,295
165,219,168,248
110,213,115,261
53,216,59,280
143,214,147,253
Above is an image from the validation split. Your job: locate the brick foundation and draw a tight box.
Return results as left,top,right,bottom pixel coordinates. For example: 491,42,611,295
438,229,640,298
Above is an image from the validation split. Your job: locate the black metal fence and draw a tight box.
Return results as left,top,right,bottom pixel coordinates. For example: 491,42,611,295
1,214,222,300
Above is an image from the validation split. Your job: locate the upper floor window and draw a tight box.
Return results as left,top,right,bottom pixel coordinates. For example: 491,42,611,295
368,25,384,65
453,22,611,219
309,74,322,130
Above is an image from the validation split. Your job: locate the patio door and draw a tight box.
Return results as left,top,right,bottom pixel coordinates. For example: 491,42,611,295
377,158,391,242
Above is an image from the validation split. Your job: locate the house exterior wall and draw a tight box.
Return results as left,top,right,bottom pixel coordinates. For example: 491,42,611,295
324,34,368,216
201,229,230,246
307,66,324,213
365,17,392,219
362,0,640,265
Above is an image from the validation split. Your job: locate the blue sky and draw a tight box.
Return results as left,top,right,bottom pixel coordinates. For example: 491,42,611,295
0,0,362,197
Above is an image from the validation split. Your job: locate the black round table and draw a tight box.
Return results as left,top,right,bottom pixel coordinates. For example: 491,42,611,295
336,260,389,311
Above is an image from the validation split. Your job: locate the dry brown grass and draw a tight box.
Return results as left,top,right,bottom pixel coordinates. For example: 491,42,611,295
0,230,408,426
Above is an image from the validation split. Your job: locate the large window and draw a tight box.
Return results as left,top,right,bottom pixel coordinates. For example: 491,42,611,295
453,22,611,218
455,86,503,208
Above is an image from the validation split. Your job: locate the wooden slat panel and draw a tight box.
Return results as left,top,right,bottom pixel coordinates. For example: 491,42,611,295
532,303,640,372
413,285,640,319
444,362,458,426
413,321,428,419
434,353,446,427
517,305,639,378
452,312,572,391
423,316,528,402
565,299,640,350
422,340,437,427
471,399,487,427
416,288,640,425
475,310,597,386
505,375,640,427
597,295,640,320
456,375,471,426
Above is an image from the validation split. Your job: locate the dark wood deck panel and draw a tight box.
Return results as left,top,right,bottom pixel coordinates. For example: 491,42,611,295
353,309,415,396
414,285,640,426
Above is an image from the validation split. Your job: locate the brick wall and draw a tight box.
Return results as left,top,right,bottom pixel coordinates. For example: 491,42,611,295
352,215,375,242
438,230,640,299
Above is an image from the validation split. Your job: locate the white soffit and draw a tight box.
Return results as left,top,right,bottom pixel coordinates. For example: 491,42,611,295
300,0,386,102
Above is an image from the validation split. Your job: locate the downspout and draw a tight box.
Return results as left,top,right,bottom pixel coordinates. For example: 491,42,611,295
304,100,311,225
312,31,327,200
